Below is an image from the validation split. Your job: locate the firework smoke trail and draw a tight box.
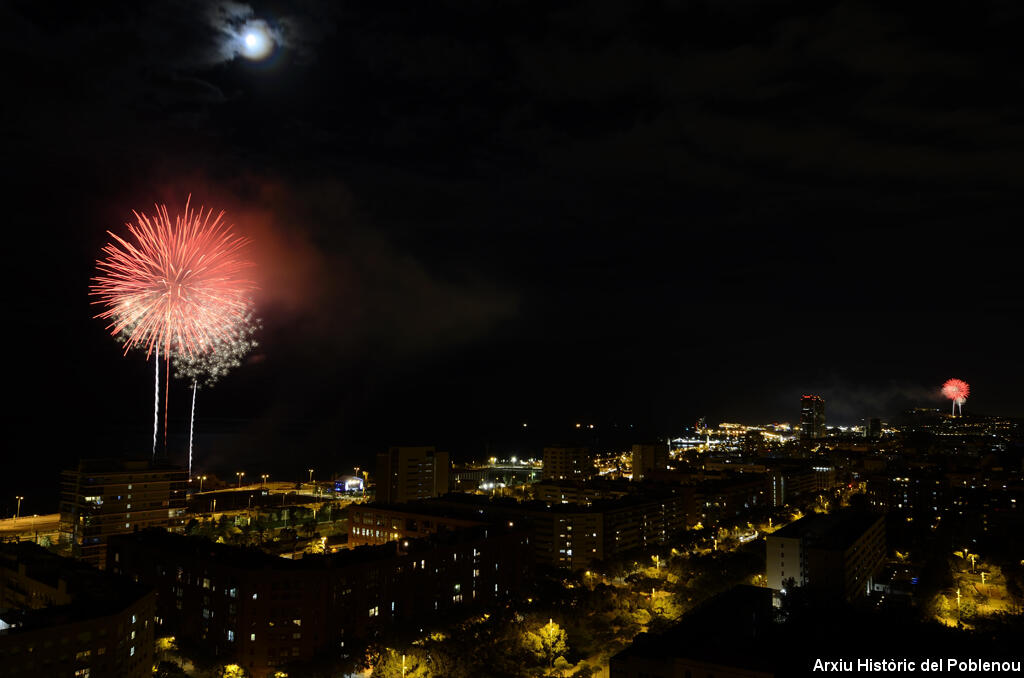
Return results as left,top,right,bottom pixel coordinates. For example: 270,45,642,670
941,378,970,416
92,197,256,453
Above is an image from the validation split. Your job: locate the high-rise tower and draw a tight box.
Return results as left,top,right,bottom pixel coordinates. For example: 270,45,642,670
800,395,826,439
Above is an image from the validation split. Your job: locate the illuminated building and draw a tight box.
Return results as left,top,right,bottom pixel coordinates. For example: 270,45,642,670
0,542,155,678
58,459,187,569
108,526,528,678
766,511,885,602
375,446,450,504
631,443,668,481
800,395,826,439
542,446,595,480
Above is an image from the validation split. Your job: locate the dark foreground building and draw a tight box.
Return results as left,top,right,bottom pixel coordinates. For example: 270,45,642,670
108,525,530,678
0,542,155,678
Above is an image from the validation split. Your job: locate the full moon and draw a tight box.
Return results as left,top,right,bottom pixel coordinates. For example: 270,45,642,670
239,22,274,60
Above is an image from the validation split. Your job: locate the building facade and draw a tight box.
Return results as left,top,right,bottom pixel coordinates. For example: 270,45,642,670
766,511,885,602
542,446,595,481
800,395,826,440
59,459,188,569
108,526,530,678
0,542,155,678
631,443,669,481
375,446,451,504
348,503,486,546
355,489,695,571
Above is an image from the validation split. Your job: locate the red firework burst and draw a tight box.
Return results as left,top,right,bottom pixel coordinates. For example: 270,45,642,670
941,378,970,402
90,198,256,357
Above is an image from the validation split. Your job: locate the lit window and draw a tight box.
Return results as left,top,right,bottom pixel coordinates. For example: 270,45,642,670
368,606,379,617
250,633,256,641
130,646,135,657
227,630,235,642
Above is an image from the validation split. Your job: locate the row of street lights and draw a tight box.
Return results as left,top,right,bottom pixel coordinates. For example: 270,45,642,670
192,470,318,492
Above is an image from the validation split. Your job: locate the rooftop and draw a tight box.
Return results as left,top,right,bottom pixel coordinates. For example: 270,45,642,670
0,542,152,634
110,523,520,572
770,510,882,550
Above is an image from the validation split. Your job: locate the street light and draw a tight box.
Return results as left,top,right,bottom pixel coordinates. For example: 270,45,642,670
15,496,24,524
198,475,207,492
261,473,269,487
308,469,314,484
237,471,245,488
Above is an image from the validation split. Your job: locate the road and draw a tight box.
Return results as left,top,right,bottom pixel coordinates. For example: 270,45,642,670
0,513,60,536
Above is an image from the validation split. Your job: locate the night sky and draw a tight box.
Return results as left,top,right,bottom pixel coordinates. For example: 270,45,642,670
4,1,1022,511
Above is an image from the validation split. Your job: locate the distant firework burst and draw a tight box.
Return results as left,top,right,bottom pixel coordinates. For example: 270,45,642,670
91,197,256,357
941,378,970,416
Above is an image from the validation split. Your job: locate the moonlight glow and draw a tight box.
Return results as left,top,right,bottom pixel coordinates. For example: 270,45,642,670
239,21,274,60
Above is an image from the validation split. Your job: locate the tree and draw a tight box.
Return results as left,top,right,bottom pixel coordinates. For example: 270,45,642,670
220,664,247,678
523,619,569,674
155,661,187,677
303,515,318,539
370,648,430,678
252,516,269,544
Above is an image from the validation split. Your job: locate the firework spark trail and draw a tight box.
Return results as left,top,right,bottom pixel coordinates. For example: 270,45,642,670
173,312,260,474
153,346,159,459
941,378,970,416
93,197,256,454
188,381,197,476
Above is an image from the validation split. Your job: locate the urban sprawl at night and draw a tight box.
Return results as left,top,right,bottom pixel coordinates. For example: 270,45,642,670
4,2,1023,676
